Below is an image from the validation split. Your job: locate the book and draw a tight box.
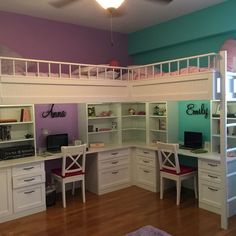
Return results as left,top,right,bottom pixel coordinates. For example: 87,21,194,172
20,108,31,122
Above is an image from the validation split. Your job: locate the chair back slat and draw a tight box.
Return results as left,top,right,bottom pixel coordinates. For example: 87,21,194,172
157,142,180,174
61,144,86,177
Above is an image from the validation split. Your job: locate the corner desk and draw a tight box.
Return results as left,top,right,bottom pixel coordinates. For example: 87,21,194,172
1,144,234,224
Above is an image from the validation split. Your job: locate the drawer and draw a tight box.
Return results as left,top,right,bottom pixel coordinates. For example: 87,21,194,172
136,148,156,158
99,156,129,170
137,165,156,186
199,170,221,184
198,160,221,172
13,183,45,213
199,180,221,209
12,172,45,189
12,162,45,176
98,148,129,160
99,166,130,189
137,156,155,167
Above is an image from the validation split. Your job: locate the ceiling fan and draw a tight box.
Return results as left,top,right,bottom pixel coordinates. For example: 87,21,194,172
50,0,173,10
50,0,173,46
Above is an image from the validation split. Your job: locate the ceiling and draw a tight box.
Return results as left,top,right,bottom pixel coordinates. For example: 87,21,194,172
0,0,225,33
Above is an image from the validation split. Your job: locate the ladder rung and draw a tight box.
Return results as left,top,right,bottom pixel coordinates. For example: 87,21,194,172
227,123,236,128
227,147,236,153
227,196,236,203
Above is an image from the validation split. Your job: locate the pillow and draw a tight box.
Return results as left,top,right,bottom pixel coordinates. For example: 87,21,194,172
97,70,119,79
220,39,236,72
0,44,27,74
72,65,108,76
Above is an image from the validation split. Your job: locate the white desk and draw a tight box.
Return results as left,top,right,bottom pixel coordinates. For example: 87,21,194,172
0,144,234,224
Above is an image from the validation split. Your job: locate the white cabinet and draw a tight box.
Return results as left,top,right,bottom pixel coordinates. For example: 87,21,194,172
0,161,46,223
134,148,159,192
0,105,36,159
0,168,13,219
85,148,131,195
198,159,222,214
12,162,45,213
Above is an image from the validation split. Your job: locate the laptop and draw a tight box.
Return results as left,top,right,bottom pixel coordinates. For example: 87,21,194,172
180,131,203,150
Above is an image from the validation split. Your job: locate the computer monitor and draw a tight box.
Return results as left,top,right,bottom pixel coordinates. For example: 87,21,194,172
184,131,203,149
46,133,68,152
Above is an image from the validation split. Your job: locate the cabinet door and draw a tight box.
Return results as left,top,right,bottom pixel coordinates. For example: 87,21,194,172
0,168,13,218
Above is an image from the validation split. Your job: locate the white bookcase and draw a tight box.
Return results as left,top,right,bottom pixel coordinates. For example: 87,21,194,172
121,102,147,144
211,100,236,153
78,103,121,147
148,101,179,145
0,105,36,156
78,102,178,147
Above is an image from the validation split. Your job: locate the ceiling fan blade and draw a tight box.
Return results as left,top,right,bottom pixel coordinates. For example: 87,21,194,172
146,0,173,4
50,0,78,8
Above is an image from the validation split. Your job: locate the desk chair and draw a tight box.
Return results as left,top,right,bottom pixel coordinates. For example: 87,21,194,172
156,142,198,205
51,144,86,208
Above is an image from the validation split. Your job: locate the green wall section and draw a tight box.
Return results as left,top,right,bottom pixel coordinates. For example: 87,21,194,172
128,0,236,64
178,100,210,143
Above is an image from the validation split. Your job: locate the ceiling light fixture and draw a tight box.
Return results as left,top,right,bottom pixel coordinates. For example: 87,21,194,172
95,0,125,10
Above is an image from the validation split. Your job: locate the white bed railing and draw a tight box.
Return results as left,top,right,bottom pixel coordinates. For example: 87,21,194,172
0,52,218,81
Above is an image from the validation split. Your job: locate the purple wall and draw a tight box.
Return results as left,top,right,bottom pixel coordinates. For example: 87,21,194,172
35,104,78,149
0,10,132,149
0,11,131,65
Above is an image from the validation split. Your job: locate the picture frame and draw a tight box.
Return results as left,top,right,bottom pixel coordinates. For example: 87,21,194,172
88,106,96,117
215,104,220,115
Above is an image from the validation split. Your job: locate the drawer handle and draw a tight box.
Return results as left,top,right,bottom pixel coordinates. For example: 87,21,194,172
24,178,36,182
23,167,34,170
143,170,150,173
208,175,218,179
112,171,119,174
111,161,118,164
111,152,118,156
143,160,150,163
143,151,149,154
207,163,218,167
24,190,35,194
208,187,218,192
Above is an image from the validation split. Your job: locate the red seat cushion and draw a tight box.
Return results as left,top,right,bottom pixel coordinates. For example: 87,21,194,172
52,168,84,178
161,165,197,175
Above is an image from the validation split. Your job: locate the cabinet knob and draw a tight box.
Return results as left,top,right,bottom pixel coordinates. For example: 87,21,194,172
208,174,218,179
24,178,35,182
112,171,119,175
23,166,34,170
24,190,35,194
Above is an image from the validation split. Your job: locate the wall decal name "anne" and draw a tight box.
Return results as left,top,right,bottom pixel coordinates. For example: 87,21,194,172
186,103,208,119
42,104,66,118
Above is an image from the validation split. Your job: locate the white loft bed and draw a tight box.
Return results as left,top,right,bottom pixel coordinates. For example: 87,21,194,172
0,51,228,104
0,50,236,229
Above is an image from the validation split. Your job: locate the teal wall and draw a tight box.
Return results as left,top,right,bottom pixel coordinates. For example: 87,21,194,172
128,0,236,64
178,100,210,143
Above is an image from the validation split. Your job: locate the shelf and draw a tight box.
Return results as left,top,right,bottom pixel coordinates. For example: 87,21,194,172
212,134,236,139
212,117,236,120
122,115,146,118
149,115,167,118
0,121,33,126
122,128,146,131
149,129,166,133
88,130,118,134
88,116,118,120
0,138,34,144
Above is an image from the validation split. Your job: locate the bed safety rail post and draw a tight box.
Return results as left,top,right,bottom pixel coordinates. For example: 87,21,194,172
219,50,228,229
12,60,15,76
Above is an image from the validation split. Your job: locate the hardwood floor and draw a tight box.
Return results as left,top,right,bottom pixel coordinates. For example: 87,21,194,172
1,186,236,236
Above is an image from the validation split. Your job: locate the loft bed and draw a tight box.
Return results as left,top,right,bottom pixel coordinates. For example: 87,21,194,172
0,51,231,104
0,49,236,229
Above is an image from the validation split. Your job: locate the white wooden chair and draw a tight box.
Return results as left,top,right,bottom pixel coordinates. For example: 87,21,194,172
51,144,86,208
156,142,198,205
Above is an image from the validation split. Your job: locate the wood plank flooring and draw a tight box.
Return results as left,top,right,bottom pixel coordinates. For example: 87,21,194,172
0,186,236,236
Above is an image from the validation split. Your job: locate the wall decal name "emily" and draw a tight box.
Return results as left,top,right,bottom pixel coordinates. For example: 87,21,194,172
186,103,208,119
42,104,66,118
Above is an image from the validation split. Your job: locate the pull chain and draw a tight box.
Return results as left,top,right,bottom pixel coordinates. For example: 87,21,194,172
110,12,114,47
